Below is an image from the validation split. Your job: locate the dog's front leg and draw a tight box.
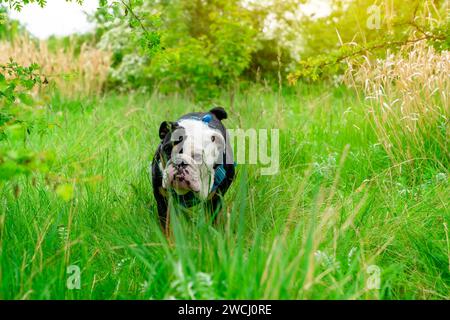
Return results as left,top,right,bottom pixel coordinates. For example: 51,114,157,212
206,195,224,225
164,205,172,239
156,197,173,240
154,186,168,225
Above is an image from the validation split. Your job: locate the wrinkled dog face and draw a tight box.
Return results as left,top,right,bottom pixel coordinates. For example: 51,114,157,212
162,119,225,200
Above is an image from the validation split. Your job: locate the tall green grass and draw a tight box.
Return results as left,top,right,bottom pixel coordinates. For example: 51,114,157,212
0,85,448,299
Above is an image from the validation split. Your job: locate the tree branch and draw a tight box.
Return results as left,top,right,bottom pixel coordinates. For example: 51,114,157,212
119,0,150,35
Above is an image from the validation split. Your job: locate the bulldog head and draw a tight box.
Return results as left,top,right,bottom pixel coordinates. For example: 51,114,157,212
158,108,227,200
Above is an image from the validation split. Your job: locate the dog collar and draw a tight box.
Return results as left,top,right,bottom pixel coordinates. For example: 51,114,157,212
211,164,226,192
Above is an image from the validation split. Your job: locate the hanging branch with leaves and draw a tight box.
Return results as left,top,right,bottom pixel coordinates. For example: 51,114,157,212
287,1,449,84
98,0,163,58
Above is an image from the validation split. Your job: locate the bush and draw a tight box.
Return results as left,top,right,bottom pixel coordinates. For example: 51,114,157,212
0,60,52,181
148,10,257,100
95,0,281,100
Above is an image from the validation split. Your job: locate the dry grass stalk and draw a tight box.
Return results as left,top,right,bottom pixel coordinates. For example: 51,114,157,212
345,40,449,167
0,35,111,97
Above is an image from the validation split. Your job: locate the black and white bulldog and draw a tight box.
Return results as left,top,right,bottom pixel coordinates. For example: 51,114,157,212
151,107,235,228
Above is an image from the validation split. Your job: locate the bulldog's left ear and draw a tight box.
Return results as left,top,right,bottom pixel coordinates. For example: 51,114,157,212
209,106,227,120
159,121,176,140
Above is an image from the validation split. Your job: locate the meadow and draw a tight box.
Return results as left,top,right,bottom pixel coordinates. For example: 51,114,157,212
1,81,448,299
0,0,449,301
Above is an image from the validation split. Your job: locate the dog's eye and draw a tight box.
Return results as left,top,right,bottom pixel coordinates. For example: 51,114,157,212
211,135,216,142
172,135,184,144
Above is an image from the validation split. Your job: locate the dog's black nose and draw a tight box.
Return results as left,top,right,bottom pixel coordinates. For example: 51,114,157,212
176,161,187,169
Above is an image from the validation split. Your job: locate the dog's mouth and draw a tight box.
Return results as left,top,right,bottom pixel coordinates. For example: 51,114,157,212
170,167,200,194
163,154,214,199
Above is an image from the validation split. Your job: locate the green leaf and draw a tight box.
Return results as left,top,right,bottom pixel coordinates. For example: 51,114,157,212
0,74,7,92
21,79,35,90
18,93,34,106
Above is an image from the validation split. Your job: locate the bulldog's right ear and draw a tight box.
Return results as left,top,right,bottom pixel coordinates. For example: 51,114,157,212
209,106,227,120
159,121,176,140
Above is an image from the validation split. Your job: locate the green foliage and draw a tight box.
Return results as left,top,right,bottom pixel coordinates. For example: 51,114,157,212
0,7,26,40
46,33,100,56
93,0,449,94
96,0,259,100
97,0,162,56
288,0,449,83
428,20,450,51
0,0,83,11
0,60,53,181
148,2,257,100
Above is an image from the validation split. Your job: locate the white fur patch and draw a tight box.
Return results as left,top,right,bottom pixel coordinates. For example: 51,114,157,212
176,119,224,166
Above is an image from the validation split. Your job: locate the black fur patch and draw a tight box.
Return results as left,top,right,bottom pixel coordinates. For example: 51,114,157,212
209,107,227,120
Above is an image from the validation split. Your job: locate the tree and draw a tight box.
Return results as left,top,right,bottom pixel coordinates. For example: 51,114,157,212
288,0,449,82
